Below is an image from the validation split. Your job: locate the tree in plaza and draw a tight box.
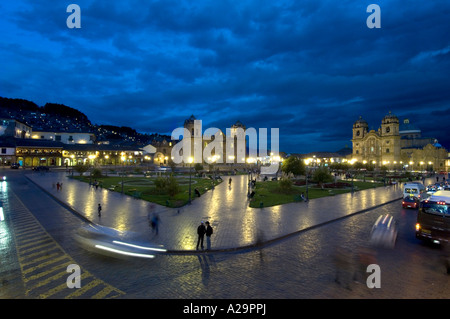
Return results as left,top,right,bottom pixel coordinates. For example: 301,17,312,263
91,167,103,178
312,166,333,187
168,158,177,172
166,175,180,197
278,172,294,193
353,162,365,170
281,156,305,177
154,174,180,197
194,163,203,173
74,163,89,176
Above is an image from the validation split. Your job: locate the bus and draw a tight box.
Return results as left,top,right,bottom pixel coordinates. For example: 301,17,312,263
416,190,450,244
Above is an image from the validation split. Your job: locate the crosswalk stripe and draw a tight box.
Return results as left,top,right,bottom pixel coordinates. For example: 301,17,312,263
24,263,68,282
18,237,52,250
6,190,125,299
19,241,55,255
26,269,71,295
21,252,62,268
22,255,70,275
65,277,103,299
19,246,60,262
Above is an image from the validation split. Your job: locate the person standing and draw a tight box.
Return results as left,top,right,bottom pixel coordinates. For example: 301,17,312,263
196,221,206,250
97,203,102,217
205,221,213,250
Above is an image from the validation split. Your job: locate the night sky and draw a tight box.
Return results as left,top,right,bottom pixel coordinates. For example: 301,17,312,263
1,1,450,154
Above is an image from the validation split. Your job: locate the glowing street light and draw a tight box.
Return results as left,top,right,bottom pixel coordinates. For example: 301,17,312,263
188,157,194,204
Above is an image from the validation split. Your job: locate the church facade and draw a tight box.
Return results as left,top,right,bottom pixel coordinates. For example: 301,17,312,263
180,115,247,165
351,112,448,171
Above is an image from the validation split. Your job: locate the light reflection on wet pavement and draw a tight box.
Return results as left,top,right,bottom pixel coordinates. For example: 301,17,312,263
26,171,405,252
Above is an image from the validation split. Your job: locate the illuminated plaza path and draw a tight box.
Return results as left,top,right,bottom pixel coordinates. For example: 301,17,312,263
25,170,412,253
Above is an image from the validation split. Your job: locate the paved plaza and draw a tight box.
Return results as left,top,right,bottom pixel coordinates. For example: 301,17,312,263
25,171,408,253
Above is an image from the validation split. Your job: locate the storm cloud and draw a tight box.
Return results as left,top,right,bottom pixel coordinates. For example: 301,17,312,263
1,0,449,153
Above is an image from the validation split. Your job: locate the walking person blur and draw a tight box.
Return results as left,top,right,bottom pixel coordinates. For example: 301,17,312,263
97,203,102,217
205,221,213,250
333,246,353,290
196,221,206,250
150,213,160,235
353,246,376,284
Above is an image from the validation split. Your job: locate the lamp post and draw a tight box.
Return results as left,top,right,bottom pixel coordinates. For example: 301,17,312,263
121,154,126,194
306,167,309,201
188,157,193,204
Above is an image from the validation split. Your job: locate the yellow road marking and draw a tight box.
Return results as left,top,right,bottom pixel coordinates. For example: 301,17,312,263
8,191,125,299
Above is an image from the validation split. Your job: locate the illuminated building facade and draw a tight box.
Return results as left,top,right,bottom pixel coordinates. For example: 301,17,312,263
351,112,448,171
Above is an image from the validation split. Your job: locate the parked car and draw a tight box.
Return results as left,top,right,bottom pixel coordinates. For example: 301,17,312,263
10,163,20,169
402,196,419,209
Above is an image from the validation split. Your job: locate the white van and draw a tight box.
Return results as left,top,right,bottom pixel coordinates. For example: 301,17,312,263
403,182,426,199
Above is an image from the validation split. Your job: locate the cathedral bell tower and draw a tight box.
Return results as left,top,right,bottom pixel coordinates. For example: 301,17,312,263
379,111,400,164
380,111,399,137
352,116,368,160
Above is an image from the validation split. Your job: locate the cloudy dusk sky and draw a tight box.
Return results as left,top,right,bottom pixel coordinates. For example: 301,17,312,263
1,0,449,153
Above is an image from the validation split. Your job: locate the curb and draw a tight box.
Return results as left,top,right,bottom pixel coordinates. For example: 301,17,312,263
25,175,93,225
165,196,403,254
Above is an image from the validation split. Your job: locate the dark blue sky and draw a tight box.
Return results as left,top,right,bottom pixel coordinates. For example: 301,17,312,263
1,0,450,154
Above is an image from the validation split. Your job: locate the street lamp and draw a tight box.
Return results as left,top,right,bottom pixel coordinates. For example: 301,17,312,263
121,155,126,194
306,167,309,201
188,157,193,204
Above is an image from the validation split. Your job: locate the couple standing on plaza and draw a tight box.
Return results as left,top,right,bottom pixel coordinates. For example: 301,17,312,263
197,221,213,250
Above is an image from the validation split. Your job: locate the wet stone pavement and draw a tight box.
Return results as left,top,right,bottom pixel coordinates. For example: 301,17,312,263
25,171,406,253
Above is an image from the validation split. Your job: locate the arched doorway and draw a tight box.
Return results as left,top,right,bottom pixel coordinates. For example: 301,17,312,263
154,152,167,165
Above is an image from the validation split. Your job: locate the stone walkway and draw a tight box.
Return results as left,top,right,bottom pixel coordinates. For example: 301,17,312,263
26,171,409,253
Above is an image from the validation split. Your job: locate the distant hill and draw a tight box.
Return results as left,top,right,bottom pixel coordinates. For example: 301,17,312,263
0,97,90,123
0,96,170,145
0,97,40,112
42,102,90,123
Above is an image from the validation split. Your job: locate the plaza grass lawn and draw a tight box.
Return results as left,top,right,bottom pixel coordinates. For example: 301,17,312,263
249,179,385,208
71,175,221,207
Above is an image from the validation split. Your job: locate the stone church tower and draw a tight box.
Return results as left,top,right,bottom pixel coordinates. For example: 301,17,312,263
351,111,401,166
379,111,401,164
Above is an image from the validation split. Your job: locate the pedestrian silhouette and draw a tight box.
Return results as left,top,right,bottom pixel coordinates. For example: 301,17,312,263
196,221,206,250
205,221,213,250
97,203,102,217
150,213,160,235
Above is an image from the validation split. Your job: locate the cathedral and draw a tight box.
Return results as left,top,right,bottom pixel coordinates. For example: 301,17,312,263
181,115,247,165
351,112,448,171
150,115,248,166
